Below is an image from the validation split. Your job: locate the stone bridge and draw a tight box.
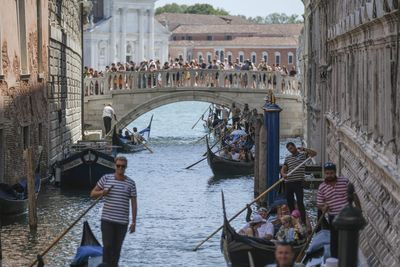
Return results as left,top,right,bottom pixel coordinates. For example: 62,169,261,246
83,69,303,137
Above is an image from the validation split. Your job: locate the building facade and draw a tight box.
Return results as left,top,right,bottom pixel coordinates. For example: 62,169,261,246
156,16,302,67
301,0,400,266
0,0,86,184
84,0,170,70
0,0,49,184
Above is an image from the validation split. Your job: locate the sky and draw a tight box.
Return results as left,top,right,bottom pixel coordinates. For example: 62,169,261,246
155,0,305,18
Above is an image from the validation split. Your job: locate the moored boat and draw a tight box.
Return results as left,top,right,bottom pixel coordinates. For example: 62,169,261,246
56,148,115,189
112,115,154,153
206,138,254,177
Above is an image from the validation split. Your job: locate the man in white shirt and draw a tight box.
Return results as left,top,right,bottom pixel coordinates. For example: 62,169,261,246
239,213,274,240
103,103,117,135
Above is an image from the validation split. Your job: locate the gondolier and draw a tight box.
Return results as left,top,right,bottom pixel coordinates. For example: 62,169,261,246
317,162,349,259
103,103,117,135
90,156,137,267
280,142,316,225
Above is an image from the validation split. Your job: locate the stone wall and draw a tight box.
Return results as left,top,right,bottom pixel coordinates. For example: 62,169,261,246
48,0,83,163
0,0,49,184
301,0,400,266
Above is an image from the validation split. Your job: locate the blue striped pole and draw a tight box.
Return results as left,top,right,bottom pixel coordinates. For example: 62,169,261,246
263,99,282,206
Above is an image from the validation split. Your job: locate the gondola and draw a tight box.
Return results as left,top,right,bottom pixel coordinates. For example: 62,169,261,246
112,115,153,153
221,192,307,267
70,221,103,267
56,148,115,189
0,152,42,216
206,138,254,177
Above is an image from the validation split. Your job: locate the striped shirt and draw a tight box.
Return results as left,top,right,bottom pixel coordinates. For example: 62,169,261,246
97,174,137,225
317,177,349,215
283,151,307,183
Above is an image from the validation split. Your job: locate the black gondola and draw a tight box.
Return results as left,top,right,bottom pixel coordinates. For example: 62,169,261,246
70,221,103,267
112,115,153,153
0,152,42,216
221,192,307,267
56,148,115,189
206,138,254,177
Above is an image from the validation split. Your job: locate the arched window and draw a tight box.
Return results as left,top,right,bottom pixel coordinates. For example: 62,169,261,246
251,52,257,64
239,51,244,63
207,52,212,64
226,51,233,63
197,52,203,62
275,52,281,66
288,52,294,65
262,52,268,64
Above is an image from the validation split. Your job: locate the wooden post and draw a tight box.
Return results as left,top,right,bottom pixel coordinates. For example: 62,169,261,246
26,148,38,231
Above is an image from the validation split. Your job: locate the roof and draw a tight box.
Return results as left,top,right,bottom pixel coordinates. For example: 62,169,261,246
169,36,299,48
156,13,252,30
172,24,303,37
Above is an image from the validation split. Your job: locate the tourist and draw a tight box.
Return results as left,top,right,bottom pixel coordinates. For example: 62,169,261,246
102,103,117,135
317,162,350,258
275,215,298,243
290,210,307,240
131,127,144,145
241,103,251,133
231,102,241,126
239,214,274,239
238,148,250,162
221,104,230,125
219,146,232,160
231,149,240,161
289,66,297,77
90,156,137,267
280,142,317,224
266,242,301,267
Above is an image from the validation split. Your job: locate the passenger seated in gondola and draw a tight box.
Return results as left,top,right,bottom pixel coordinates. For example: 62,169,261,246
270,204,290,235
275,215,303,243
131,127,144,144
124,130,130,139
238,148,250,162
219,146,232,160
239,214,274,239
291,210,307,240
231,149,240,161
118,129,124,139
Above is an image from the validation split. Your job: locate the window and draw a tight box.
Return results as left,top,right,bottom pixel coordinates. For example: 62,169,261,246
16,0,29,75
262,52,268,64
207,52,212,64
197,52,203,62
227,51,233,63
23,126,29,149
173,36,177,41
0,129,4,182
251,52,257,64
275,52,281,66
187,36,192,41
288,52,294,65
181,36,185,40
207,35,213,41
239,52,244,63
225,35,232,40
220,50,224,62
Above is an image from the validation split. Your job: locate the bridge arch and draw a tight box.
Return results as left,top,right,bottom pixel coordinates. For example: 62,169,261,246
114,90,247,131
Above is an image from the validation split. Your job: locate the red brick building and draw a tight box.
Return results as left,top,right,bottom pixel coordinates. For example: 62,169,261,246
156,14,302,67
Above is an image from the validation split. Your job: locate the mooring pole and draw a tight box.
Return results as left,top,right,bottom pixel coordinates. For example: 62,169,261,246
263,94,282,206
333,183,366,267
27,148,38,231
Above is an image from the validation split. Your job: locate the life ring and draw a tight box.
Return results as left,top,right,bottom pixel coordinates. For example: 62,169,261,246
81,150,99,165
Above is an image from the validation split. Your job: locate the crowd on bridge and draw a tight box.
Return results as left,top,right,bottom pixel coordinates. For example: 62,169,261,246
84,56,298,96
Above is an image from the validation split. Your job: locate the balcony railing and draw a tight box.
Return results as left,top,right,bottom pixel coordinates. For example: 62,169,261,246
84,70,301,97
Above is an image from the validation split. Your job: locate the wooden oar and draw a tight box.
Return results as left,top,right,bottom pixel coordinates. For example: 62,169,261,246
191,104,212,129
192,156,313,251
185,146,225,170
296,210,328,263
28,186,113,267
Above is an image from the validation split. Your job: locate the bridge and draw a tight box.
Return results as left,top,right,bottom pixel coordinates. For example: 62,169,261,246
83,69,303,137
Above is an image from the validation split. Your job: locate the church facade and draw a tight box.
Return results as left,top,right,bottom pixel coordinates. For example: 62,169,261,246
84,0,170,70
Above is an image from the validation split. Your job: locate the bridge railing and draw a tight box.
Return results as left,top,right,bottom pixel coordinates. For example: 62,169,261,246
84,70,301,97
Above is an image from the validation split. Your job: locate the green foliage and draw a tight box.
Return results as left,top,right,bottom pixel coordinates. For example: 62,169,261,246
155,3,229,16
248,13,303,24
155,3,302,24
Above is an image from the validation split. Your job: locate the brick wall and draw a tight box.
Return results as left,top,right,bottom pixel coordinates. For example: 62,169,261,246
0,0,49,184
48,0,83,163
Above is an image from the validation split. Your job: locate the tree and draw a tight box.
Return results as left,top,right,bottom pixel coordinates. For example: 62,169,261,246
156,3,229,16
264,13,303,24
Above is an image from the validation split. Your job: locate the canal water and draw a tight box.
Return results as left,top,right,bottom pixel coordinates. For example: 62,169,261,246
0,101,314,267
